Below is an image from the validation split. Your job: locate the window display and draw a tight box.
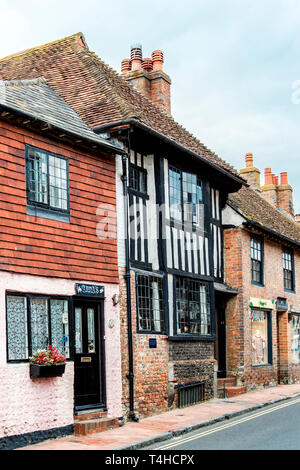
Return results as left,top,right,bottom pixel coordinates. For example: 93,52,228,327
291,314,300,364
252,310,269,365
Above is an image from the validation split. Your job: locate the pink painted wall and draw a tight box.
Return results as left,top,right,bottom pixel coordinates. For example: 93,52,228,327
0,271,122,438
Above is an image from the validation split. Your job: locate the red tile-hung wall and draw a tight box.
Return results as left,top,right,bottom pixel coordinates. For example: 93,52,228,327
0,120,118,284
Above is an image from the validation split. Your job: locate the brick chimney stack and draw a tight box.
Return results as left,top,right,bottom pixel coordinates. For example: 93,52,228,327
295,214,300,224
239,153,261,190
121,44,171,114
261,167,278,208
277,172,294,217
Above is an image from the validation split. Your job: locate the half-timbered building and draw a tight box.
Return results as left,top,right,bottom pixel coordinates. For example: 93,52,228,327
0,34,246,421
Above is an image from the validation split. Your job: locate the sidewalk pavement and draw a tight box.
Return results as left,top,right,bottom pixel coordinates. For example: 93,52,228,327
20,383,300,450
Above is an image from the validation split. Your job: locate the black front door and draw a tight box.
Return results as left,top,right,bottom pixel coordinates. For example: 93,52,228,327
74,300,105,410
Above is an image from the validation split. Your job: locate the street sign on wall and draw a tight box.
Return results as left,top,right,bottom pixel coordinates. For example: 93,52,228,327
75,283,105,297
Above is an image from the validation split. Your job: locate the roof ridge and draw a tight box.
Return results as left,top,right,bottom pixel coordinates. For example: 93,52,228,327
3,77,47,86
0,32,85,63
229,184,300,242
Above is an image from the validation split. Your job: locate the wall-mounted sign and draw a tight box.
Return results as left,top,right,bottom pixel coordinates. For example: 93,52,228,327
249,297,274,310
276,297,288,312
75,283,105,297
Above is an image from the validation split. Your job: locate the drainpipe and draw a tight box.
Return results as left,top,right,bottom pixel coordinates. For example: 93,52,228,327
121,152,139,422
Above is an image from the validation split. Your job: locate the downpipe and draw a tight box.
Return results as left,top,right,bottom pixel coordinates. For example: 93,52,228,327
122,152,139,423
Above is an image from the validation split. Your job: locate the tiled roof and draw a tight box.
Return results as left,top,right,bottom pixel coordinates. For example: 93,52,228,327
228,185,300,245
0,33,299,244
0,78,119,151
0,32,241,181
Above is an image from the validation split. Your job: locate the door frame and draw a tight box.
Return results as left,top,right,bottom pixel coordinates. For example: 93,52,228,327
72,296,107,412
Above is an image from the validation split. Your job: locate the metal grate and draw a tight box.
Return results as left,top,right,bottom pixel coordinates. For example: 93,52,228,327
177,381,205,408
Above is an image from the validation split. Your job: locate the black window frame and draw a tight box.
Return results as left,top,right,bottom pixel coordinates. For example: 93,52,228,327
136,272,165,334
282,247,295,292
174,276,213,338
129,163,148,196
168,165,203,228
6,292,72,363
250,235,264,286
25,145,70,215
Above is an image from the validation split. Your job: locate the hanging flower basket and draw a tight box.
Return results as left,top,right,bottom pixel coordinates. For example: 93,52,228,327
29,345,66,379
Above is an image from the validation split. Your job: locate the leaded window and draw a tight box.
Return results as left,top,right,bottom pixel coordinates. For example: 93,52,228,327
283,249,294,291
26,146,69,212
169,166,203,227
6,294,70,361
251,237,263,285
136,274,164,332
175,277,211,336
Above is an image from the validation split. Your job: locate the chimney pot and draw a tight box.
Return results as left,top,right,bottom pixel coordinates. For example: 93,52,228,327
245,152,253,167
121,58,131,73
280,172,288,185
142,58,153,72
131,44,143,71
264,168,273,185
152,50,164,71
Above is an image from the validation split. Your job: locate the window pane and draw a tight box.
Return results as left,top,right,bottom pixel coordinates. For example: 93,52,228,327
75,307,83,353
251,238,263,283
7,296,28,360
27,149,48,204
283,250,293,290
169,167,182,220
291,315,300,364
49,155,68,210
30,298,49,352
87,308,96,353
129,165,147,194
252,310,269,365
50,299,70,358
176,278,211,335
137,275,164,332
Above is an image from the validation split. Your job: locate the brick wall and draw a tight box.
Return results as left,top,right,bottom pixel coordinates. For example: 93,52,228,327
224,227,300,388
119,267,216,419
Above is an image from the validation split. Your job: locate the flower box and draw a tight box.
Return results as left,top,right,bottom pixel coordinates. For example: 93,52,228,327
30,363,66,379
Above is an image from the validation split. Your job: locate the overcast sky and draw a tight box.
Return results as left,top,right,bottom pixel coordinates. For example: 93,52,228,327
1,0,299,212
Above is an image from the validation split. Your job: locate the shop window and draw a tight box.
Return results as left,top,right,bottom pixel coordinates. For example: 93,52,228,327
136,274,164,333
26,146,69,213
282,249,294,292
250,236,264,285
6,294,70,361
175,277,211,336
290,314,300,364
251,309,271,365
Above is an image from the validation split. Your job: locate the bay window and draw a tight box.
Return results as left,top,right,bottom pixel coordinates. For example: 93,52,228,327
175,277,211,336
